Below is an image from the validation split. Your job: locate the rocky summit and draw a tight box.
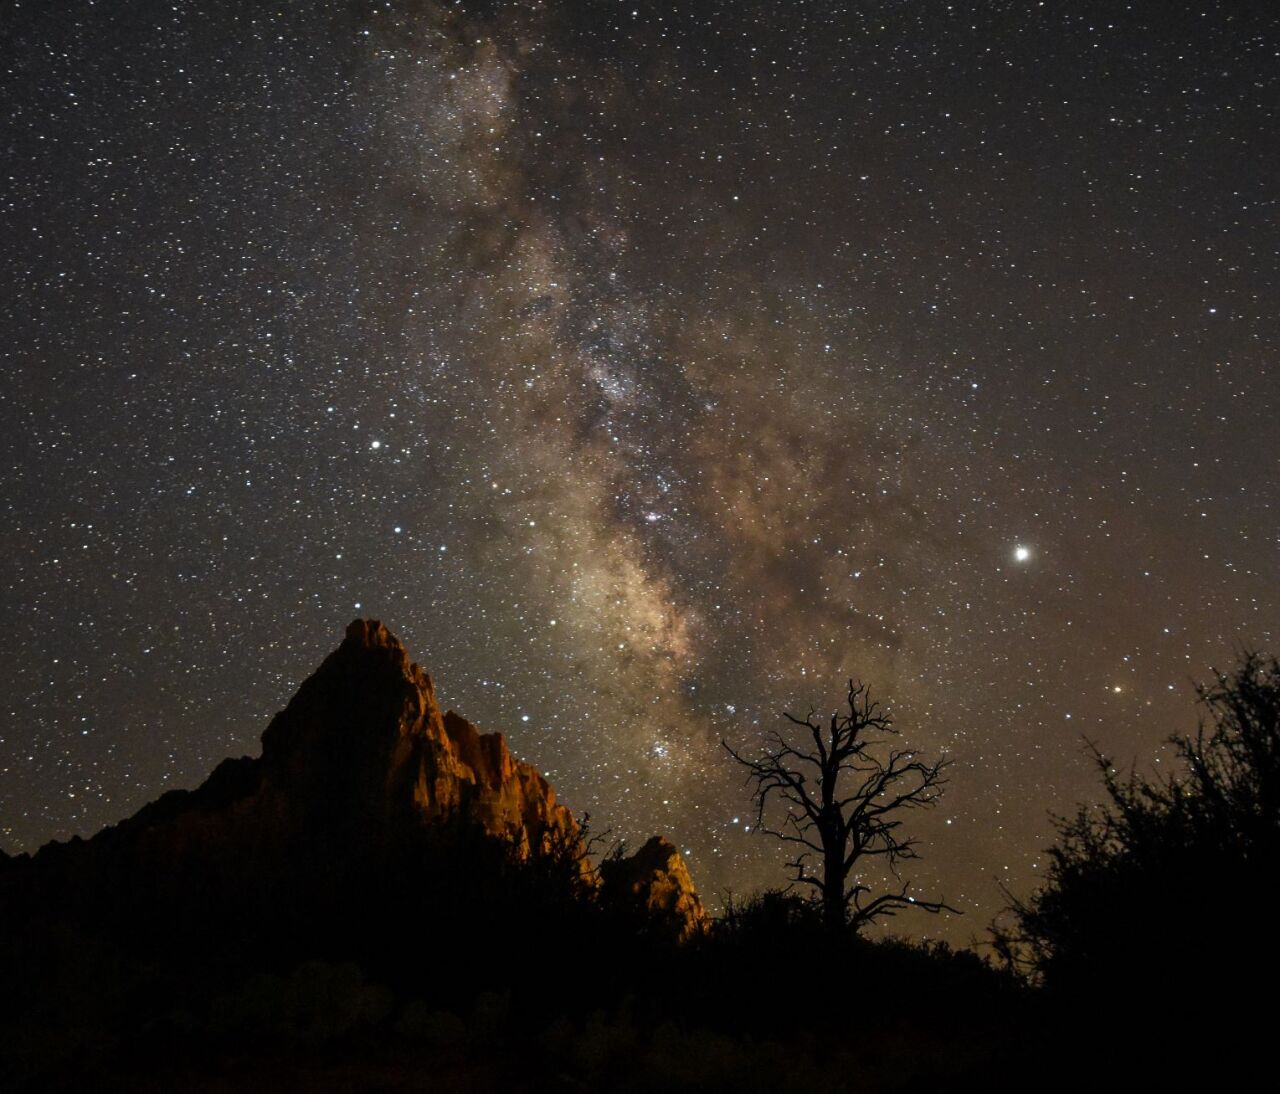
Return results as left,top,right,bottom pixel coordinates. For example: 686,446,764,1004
255,617,582,857
4,619,706,943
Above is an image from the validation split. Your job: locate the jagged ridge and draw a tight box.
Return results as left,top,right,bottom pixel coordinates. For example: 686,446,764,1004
9,619,705,941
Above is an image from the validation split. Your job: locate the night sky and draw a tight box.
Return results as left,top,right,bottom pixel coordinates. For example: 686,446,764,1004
3,0,1276,942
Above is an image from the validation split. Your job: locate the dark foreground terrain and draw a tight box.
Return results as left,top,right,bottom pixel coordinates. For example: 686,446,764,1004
3,623,1271,1091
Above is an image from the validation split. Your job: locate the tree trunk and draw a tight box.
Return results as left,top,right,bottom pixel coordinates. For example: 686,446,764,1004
822,842,845,932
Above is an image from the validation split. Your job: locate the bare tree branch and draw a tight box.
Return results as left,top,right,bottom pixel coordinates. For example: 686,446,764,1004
723,678,961,932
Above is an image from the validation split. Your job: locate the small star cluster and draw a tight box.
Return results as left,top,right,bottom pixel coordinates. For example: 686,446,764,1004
2,1,1276,939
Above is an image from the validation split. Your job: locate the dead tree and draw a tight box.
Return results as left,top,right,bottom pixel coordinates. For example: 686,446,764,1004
723,680,958,932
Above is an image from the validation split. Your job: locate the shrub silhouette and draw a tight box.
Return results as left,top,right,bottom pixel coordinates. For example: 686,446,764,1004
996,652,1280,1007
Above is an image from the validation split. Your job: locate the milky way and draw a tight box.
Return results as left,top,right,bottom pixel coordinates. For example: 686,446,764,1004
3,1,1277,941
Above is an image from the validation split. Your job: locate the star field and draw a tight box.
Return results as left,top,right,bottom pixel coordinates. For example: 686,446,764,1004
2,0,1277,942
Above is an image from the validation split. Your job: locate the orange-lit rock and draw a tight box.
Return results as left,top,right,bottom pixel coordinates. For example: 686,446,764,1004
254,617,580,856
8,619,706,943
601,834,709,942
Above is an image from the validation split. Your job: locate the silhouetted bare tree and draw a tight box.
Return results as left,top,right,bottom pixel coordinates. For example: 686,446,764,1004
723,680,958,932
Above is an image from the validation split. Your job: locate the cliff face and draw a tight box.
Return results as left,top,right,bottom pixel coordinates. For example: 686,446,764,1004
10,619,705,942
254,618,579,856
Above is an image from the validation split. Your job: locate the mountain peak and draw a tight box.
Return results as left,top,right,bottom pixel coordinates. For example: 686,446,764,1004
340,618,431,689
252,620,571,857
344,616,401,649
11,619,707,946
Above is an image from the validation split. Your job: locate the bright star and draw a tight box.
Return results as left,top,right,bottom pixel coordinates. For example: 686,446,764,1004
1014,545,1031,562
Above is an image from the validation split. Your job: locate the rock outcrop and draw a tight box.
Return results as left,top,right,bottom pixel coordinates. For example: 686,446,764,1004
601,835,709,941
6,619,706,943
253,617,580,856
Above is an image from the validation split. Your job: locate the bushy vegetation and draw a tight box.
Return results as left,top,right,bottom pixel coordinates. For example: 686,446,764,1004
10,653,1279,1088
994,653,1280,1020
1,812,1024,1090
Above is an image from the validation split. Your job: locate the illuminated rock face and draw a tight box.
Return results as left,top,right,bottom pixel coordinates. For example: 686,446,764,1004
254,618,579,856
303,622,707,938
601,834,709,942
11,619,706,943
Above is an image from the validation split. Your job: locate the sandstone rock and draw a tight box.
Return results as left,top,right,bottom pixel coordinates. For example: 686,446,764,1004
11,619,705,944
253,617,579,856
601,834,709,942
